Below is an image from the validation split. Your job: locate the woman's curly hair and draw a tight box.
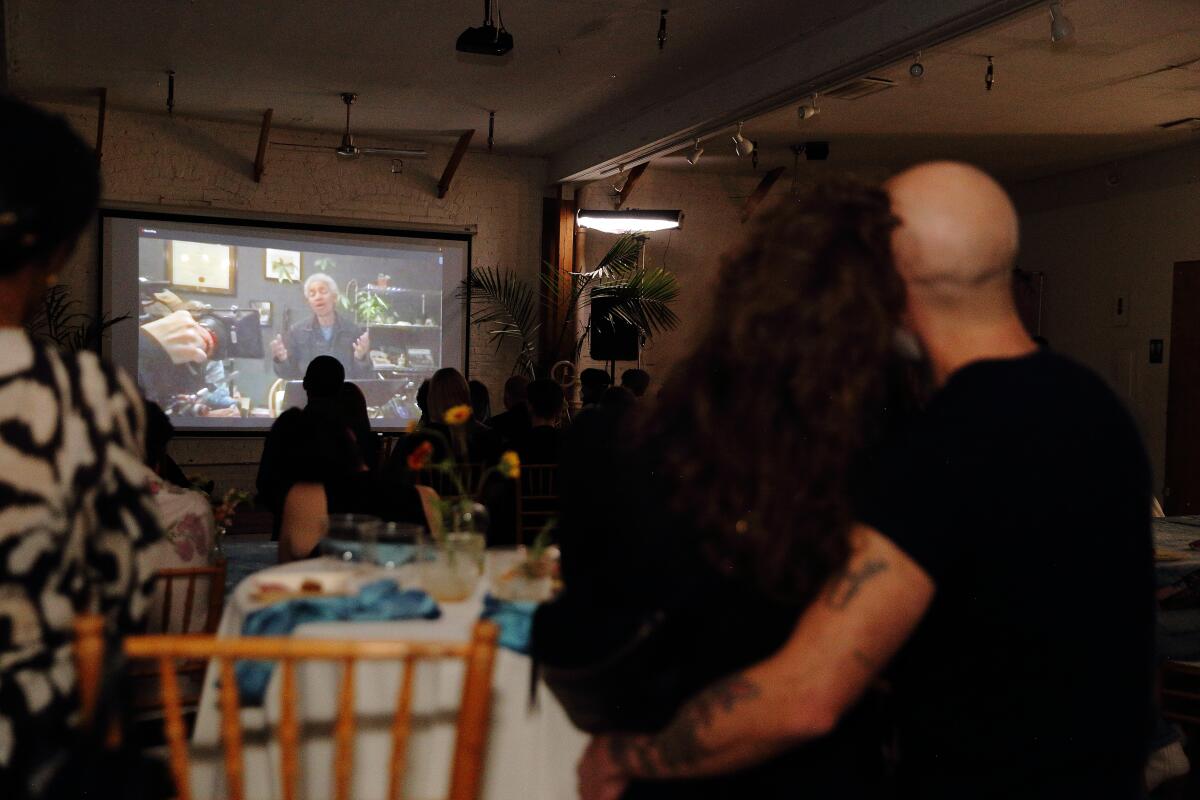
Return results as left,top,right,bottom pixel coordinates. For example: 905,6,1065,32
643,179,905,604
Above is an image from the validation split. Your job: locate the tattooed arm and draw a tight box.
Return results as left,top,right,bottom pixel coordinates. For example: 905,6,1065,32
578,526,934,799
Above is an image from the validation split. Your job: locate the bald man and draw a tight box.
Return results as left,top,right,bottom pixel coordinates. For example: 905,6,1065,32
580,164,1154,800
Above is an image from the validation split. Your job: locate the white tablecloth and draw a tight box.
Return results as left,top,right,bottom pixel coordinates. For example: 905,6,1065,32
189,557,587,799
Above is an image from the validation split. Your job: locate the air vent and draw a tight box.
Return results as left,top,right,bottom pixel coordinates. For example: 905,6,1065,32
1158,117,1200,130
824,77,896,101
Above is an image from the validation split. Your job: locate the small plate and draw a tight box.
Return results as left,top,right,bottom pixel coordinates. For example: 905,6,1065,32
248,571,352,603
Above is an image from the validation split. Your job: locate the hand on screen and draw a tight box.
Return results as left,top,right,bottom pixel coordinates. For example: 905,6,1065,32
353,331,371,360
270,334,288,362
140,310,209,365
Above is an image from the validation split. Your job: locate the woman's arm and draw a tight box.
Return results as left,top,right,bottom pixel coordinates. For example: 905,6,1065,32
278,482,328,562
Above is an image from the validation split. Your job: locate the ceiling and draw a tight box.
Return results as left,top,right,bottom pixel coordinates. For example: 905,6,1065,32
2,0,882,156
659,0,1200,180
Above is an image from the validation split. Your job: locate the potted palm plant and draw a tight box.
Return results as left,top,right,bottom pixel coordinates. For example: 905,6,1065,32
460,234,680,378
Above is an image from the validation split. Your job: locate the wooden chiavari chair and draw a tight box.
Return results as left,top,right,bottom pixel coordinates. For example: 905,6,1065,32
1161,659,1200,727
75,616,499,800
516,464,559,546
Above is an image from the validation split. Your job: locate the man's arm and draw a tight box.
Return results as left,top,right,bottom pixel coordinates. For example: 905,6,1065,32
579,526,934,796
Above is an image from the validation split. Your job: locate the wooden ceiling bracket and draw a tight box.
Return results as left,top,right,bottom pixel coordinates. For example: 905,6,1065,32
95,88,107,162
741,166,785,223
253,108,273,183
437,129,475,199
615,162,647,209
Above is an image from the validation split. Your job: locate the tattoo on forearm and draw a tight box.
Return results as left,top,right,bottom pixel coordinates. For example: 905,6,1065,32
624,673,762,778
824,557,888,609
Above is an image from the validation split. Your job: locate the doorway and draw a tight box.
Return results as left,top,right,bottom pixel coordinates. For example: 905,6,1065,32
1165,260,1200,514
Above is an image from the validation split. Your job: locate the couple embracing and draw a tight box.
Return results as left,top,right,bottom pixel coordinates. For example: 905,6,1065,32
538,162,1153,800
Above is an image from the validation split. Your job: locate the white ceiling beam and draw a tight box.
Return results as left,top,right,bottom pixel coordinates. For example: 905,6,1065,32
550,0,1042,184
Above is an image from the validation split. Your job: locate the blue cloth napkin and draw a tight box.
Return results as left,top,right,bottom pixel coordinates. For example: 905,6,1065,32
480,594,538,655
235,580,440,705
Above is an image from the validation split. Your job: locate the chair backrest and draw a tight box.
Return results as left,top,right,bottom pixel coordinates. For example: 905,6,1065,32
75,616,499,800
516,464,559,545
413,463,486,500
149,560,227,635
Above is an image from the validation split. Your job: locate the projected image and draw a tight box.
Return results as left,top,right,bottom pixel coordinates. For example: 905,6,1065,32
109,218,467,431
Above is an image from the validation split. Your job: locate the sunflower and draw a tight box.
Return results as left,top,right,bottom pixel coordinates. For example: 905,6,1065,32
498,450,521,480
443,404,472,425
406,440,435,471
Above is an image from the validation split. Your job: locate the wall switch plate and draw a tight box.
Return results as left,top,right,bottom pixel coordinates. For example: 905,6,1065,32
1150,339,1164,364
1113,292,1130,327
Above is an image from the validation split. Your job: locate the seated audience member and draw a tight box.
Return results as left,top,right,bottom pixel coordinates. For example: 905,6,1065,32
577,164,1156,800
415,378,430,425
278,407,423,562
469,379,492,423
338,381,380,471
0,96,163,795
600,385,635,419
487,375,532,447
620,368,651,398
257,355,344,539
144,398,191,487
394,368,501,468
139,402,218,631
517,379,565,465
543,180,906,799
578,367,611,408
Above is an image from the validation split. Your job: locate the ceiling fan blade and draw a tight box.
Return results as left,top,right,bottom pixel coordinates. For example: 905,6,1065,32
358,146,428,158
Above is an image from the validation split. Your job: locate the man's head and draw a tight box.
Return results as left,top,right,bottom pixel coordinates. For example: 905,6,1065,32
579,368,611,406
303,355,345,400
501,375,529,412
0,96,101,321
884,162,1026,369
526,379,564,426
620,368,650,398
303,273,339,319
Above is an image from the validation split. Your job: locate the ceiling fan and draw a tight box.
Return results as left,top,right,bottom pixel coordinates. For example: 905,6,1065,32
333,93,427,160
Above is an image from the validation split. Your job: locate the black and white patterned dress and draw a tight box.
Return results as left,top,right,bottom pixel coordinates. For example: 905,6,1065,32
0,330,162,793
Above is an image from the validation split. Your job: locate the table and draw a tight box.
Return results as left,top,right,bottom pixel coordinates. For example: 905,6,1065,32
189,557,587,800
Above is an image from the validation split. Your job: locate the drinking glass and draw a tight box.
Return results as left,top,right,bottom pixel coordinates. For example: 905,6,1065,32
319,513,382,563
420,532,485,602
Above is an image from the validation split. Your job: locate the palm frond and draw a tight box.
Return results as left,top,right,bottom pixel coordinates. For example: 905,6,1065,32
458,267,540,378
581,234,644,277
588,269,681,338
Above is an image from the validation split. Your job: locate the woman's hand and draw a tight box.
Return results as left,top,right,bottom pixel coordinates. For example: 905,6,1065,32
578,736,630,800
353,331,371,360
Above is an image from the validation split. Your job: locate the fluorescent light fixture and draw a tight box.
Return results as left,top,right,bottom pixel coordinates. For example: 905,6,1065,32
576,209,683,234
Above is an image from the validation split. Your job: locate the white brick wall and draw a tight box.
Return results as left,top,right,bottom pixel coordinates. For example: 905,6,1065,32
38,101,548,481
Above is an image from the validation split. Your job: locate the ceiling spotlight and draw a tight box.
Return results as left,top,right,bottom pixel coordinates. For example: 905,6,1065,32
685,139,704,166
732,122,755,157
1049,2,1074,43
797,93,820,121
909,52,925,78
576,209,683,234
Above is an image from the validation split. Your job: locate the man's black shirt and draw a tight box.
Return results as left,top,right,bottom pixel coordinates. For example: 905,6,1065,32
857,350,1155,799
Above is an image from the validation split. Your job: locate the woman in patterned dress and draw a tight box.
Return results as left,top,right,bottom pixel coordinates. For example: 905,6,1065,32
0,96,163,797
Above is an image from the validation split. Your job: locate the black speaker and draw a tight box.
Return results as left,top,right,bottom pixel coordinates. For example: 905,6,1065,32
589,296,641,361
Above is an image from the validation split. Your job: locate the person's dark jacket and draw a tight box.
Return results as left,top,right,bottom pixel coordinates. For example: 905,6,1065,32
273,311,370,380
516,425,561,466
487,405,532,449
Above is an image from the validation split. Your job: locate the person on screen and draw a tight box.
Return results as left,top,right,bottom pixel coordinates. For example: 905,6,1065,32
271,273,371,380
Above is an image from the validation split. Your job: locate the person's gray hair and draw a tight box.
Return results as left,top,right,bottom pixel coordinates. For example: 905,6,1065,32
303,272,339,296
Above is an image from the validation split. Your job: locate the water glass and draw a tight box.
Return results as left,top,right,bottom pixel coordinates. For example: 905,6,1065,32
319,513,382,563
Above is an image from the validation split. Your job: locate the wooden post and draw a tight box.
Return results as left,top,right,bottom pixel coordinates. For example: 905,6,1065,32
437,130,475,199
741,166,785,223
540,186,577,367
73,614,106,725
254,108,273,183
615,162,648,209
95,88,107,162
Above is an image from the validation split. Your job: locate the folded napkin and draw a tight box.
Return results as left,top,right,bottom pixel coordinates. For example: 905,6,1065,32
236,580,440,704
481,594,538,655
